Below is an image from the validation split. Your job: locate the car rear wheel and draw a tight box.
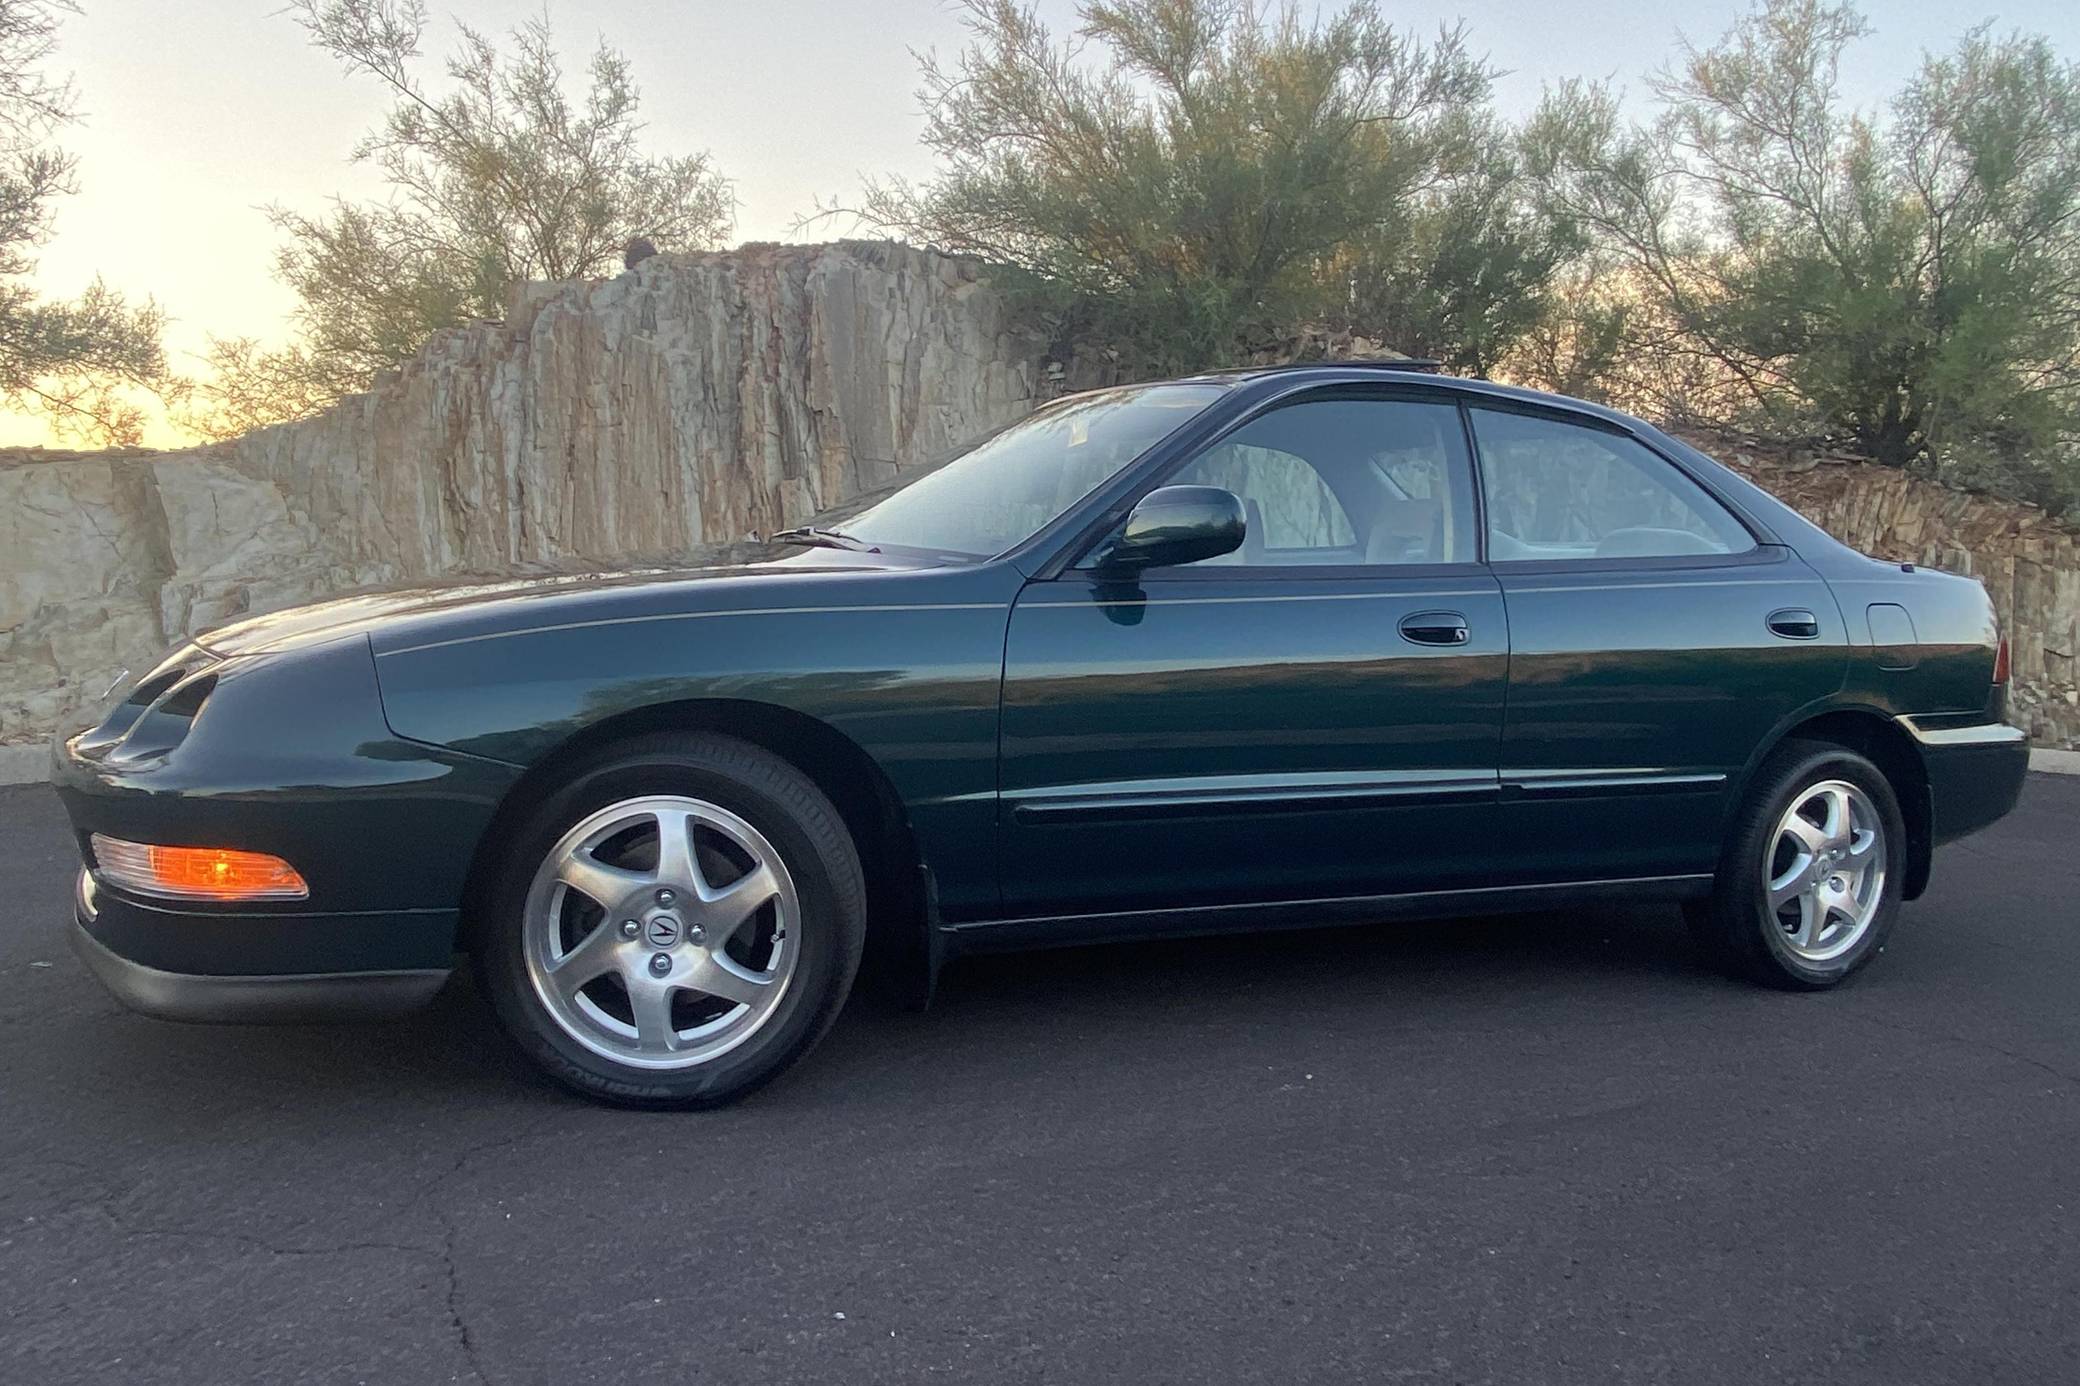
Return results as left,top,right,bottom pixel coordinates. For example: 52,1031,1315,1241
1686,738,1904,990
476,732,865,1107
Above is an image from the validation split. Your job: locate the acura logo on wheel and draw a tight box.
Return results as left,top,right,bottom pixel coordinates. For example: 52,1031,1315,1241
644,916,681,948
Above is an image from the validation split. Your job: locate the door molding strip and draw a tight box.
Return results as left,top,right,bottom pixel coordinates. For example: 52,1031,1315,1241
1501,769,1727,797
1008,768,1499,822
1018,589,1498,610
944,873,1716,953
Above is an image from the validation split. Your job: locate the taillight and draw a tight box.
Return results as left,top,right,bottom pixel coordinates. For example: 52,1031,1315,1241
1993,633,2011,687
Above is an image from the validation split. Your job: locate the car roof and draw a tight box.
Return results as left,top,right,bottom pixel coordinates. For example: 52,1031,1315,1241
1177,358,1449,379
1169,360,1651,433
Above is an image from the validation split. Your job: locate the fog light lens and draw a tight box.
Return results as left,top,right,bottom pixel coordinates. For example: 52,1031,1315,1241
89,834,309,902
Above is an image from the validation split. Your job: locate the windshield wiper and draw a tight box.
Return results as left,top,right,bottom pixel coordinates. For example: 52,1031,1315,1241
766,526,880,553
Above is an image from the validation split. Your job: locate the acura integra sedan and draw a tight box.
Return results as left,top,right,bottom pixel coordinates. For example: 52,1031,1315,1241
53,362,2029,1106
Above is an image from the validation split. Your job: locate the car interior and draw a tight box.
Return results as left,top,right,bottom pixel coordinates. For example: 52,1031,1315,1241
1171,399,1471,566
1164,399,1755,567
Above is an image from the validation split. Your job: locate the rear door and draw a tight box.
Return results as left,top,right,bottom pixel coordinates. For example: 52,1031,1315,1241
995,391,1509,922
1468,405,1848,884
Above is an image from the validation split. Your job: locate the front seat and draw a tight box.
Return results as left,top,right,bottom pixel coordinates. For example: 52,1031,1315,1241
1364,499,1439,565
1241,498,1267,564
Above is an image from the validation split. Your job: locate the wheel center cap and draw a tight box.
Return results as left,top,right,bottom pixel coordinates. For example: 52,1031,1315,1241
643,915,682,948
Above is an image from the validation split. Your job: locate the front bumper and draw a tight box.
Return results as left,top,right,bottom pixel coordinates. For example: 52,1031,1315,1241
73,869,450,1023
50,633,518,1023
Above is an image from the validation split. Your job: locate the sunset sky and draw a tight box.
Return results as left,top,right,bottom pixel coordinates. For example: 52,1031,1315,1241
8,0,2079,448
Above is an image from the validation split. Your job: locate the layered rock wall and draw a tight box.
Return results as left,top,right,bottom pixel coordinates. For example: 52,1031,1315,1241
1,242,1047,738
3,240,2075,748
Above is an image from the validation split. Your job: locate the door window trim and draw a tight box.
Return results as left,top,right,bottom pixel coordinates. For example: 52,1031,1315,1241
1118,558,1501,585
1459,399,1769,573
1472,542,1795,580
1061,384,1491,580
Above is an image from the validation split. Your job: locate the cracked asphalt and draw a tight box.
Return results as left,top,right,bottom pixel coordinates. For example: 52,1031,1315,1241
2,775,2076,1385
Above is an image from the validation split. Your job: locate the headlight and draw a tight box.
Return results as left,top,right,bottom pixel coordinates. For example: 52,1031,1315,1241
73,647,221,762
92,666,141,717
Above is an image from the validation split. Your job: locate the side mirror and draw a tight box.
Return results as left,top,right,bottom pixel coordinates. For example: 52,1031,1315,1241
1099,485,1246,570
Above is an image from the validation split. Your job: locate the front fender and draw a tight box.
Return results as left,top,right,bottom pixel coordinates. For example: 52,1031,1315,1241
368,574,1019,920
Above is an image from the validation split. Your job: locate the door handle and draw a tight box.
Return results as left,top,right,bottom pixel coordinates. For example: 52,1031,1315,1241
1399,611,1470,646
1767,608,1822,641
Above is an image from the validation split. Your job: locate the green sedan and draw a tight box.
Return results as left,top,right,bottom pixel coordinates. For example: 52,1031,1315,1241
53,362,2030,1106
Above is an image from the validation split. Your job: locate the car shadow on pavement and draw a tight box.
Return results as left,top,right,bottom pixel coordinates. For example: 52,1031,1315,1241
938,900,1707,1008
45,901,1730,1121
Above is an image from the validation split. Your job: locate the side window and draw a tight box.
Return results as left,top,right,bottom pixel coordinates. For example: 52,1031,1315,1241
1162,398,1476,567
1469,408,1755,561
1173,443,1355,559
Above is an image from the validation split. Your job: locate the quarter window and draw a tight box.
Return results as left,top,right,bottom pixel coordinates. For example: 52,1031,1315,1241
1469,408,1754,561
1159,398,1476,567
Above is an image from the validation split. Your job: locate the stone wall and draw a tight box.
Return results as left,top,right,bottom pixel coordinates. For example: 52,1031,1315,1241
2,239,2076,749
1,241,1048,740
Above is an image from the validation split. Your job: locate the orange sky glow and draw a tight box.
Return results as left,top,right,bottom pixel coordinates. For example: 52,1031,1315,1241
5,0,2075,452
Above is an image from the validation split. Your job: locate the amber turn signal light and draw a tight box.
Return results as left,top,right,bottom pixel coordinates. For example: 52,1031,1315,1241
89,834,309,902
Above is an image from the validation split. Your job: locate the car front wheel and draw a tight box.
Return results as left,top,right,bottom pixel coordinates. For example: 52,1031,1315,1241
476,732,865,1107
1687,738,1905,990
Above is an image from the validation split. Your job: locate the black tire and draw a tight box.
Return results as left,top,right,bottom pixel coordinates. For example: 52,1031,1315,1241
474,732,865,1108
1687,737,1906,990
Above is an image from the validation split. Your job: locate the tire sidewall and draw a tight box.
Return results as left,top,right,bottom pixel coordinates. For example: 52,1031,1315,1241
478,735,864,1107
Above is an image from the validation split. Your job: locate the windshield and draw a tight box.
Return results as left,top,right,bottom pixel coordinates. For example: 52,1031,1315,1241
827,382,1227,559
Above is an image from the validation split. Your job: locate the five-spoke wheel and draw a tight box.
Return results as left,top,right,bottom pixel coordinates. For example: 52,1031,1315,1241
524,796,800,1069
1688,738,1904,989
1763,779,1886,964
477,733,865,1107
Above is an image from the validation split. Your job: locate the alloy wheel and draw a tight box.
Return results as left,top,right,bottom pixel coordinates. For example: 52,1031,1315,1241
1763,778,1887,964
522,795,800,1069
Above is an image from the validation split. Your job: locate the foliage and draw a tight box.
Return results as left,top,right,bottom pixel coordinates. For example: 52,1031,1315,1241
190,0,733,437
1520,0,2080,505
0,0,168,445
1325,118,1582,376
174,338,336,443
837,0,1566,377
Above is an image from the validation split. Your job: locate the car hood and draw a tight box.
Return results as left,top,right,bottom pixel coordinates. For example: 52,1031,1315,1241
192,546,926,658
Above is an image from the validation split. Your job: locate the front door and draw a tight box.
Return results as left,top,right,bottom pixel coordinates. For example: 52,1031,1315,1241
996,392,1509,922
1466,405,1850,884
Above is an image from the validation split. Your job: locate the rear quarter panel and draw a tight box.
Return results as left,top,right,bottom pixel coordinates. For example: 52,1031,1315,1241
1818,561,2002,719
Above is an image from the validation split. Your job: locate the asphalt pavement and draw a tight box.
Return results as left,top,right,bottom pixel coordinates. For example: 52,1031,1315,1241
1,776,2075,1385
